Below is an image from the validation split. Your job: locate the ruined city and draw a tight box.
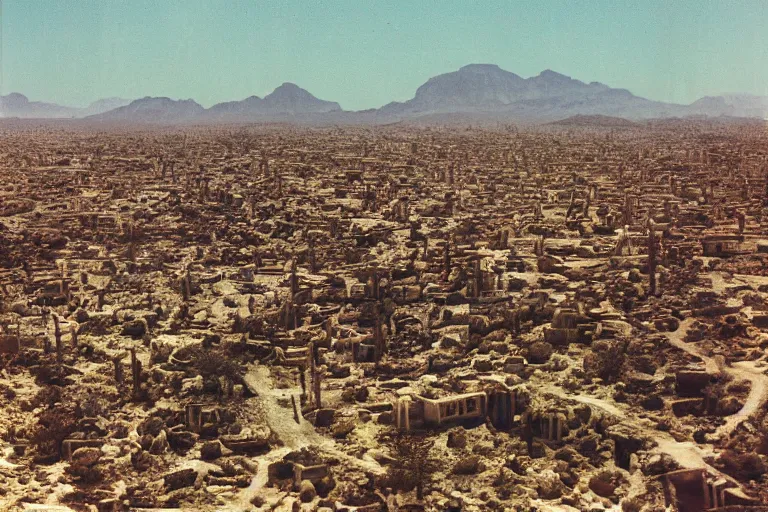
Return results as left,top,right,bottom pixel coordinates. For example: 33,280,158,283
0,116,766,512
3,0,768,510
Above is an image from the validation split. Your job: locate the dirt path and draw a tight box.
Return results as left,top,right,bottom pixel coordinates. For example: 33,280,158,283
238,364,384,506
244,365,327,451
542,384,717,471
235,364,385,508
664,317,768,438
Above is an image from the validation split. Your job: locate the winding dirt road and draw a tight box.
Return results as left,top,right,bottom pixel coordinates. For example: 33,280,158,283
238,364,383,507
664,316,768,438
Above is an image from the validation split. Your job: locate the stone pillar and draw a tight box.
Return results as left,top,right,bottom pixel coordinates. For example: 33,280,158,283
623,192,633,225
308,238,317,273
130,348,142,399
186,403,203,433
648,220,657,296
404,400,410,431
53,315,63,364
473,259,482,298
309,342,321,408
292,395,300,424
443,240,451,278
371,273,380,301
183,267,192,300
113,356,124,387
290,258,299,297
70,324,78,349
374,313,384,362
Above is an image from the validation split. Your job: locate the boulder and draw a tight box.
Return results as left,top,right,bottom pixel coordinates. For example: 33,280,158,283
528,341,553,364
588,473,618,498
299,479,317,502
200,440,222,460
121,319,147,338
332,419,355,438
537,469,565,499
447,428,467,449
453,455,483,475
314,408,336,427
138,416,166,437
164,468,197,491
71,447,101,467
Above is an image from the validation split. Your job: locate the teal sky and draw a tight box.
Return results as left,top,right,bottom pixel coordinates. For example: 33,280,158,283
2,0,768,110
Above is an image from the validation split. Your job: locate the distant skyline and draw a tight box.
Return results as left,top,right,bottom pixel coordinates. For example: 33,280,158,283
2,0,768,110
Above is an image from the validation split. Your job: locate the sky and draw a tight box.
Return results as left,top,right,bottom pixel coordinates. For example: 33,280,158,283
2,0,767,110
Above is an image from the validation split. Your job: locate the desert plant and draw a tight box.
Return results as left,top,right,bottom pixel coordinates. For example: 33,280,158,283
30,405,78,461
189,346,243,394
719,450,766,481
584,339,626,382
385,433,440,500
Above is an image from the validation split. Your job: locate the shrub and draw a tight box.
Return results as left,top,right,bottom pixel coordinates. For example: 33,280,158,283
719,450,766,481
385,433,439,499
30,405,78,461
189,346,243,393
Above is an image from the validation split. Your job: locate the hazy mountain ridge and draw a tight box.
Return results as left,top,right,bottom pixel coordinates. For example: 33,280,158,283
88,97,205,123
80,97,134,117
203,83,341,122
688,94,768,118
4,64,768,123
0,93,131,119
376,65,691,121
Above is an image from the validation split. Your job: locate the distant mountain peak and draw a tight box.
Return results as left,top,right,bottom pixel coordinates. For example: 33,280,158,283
199,83,341,122
5,92,29,102
534,69,574,83
389,64,621,116
88,96,205,122
275,82,301,90
262,83,341,113
266,82,313,100
1,93,132,118
1,92,78,118
460,64,503,72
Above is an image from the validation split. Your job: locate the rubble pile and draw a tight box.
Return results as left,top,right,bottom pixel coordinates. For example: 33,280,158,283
1,121,768,511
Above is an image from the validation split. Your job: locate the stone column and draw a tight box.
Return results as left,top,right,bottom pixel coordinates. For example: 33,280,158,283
130,348,142,399
648,220,657,296
309,342,321,408
53,314,63,364
113,356,124,387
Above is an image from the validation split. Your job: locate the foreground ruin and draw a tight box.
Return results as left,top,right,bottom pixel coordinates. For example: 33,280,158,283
1,119,768,511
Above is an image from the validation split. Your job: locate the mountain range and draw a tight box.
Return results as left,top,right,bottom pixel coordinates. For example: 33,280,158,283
2,64,767,124
0,93,132,119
